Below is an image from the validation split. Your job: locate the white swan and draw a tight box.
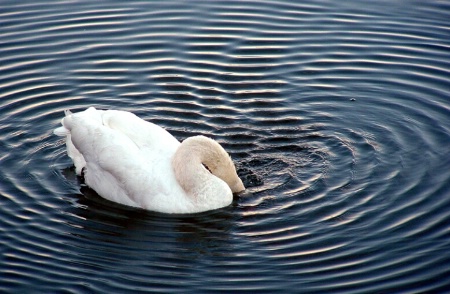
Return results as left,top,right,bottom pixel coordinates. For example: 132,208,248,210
54,107,245,213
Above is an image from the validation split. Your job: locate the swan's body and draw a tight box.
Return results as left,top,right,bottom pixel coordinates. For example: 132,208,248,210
54,107,245,213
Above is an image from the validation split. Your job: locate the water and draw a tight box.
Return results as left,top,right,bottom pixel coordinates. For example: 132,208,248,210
1,0,450,292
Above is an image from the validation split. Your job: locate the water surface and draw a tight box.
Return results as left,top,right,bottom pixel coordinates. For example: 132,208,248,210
1,0,450,292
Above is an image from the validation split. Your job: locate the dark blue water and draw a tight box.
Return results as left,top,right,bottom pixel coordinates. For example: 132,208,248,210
1,0,450,292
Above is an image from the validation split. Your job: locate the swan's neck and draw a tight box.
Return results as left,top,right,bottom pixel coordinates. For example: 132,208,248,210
172,136,243,205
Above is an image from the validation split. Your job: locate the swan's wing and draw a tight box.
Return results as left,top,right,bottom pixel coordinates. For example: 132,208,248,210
100,110,180,157
65,114,156,206
56,107,186,209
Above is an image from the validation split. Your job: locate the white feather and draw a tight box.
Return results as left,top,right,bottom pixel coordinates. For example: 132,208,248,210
54,107,245,213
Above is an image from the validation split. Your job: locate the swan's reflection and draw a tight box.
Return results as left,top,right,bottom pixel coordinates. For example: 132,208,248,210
61,167,240,267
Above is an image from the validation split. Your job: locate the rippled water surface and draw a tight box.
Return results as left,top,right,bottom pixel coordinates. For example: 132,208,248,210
1,0,450,292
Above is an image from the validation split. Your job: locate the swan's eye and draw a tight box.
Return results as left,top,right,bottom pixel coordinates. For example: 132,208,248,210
202,164,212,174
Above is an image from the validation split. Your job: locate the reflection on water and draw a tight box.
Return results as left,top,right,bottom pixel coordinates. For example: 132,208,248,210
1,0,450,292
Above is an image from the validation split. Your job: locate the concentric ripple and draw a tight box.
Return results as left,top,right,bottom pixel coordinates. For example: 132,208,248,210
1,0,450,292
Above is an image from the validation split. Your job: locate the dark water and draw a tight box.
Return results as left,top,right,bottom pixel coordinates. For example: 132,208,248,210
1,0,450,292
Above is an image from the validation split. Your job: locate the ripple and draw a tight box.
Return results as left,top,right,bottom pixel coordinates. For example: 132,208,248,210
1,0,450,292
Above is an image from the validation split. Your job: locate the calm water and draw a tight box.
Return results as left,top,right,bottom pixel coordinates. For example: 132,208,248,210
1,0,450,292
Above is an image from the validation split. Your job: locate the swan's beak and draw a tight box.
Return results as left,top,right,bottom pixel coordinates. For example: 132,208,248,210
231,178,245,193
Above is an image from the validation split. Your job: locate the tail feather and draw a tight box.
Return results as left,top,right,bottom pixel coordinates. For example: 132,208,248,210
54,126,69,136
54,109,87,175
53,109,72,136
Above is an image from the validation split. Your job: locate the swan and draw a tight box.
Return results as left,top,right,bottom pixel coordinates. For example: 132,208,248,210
54,107,245,213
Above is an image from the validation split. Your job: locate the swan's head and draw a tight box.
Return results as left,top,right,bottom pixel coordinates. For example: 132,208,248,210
178,136,245,194
213,162,245,193
231,177,246,194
